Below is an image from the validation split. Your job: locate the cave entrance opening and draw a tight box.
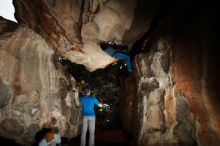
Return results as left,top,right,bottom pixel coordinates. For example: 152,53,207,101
59,58,128,131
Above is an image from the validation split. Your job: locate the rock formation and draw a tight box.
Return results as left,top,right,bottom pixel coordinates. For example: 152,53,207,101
0,0,220,146
120,1,220,146
13,0,139,71
0,17,81,145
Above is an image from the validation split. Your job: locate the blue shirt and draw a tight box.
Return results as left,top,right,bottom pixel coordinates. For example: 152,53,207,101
103,46,133,72
80,95,100,116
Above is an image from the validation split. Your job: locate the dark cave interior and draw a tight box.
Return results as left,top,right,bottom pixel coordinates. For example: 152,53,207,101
59,53,130,131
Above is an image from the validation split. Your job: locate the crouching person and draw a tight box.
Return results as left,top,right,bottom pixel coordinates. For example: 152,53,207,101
38,128,61,146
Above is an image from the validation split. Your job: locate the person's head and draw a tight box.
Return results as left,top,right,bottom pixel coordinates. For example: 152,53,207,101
45,131,54,142
83,88,91,95
85,84,92,90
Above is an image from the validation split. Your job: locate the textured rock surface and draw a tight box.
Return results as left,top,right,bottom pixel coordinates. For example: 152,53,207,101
119,1,220,146
120,38,194,146
0,18,81,145
13,0,141,71
136,39,170,146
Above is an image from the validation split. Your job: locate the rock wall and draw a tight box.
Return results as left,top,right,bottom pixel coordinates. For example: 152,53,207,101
120,39,172,146
120,2,220,145
121,37,219,146
0,18,81,145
